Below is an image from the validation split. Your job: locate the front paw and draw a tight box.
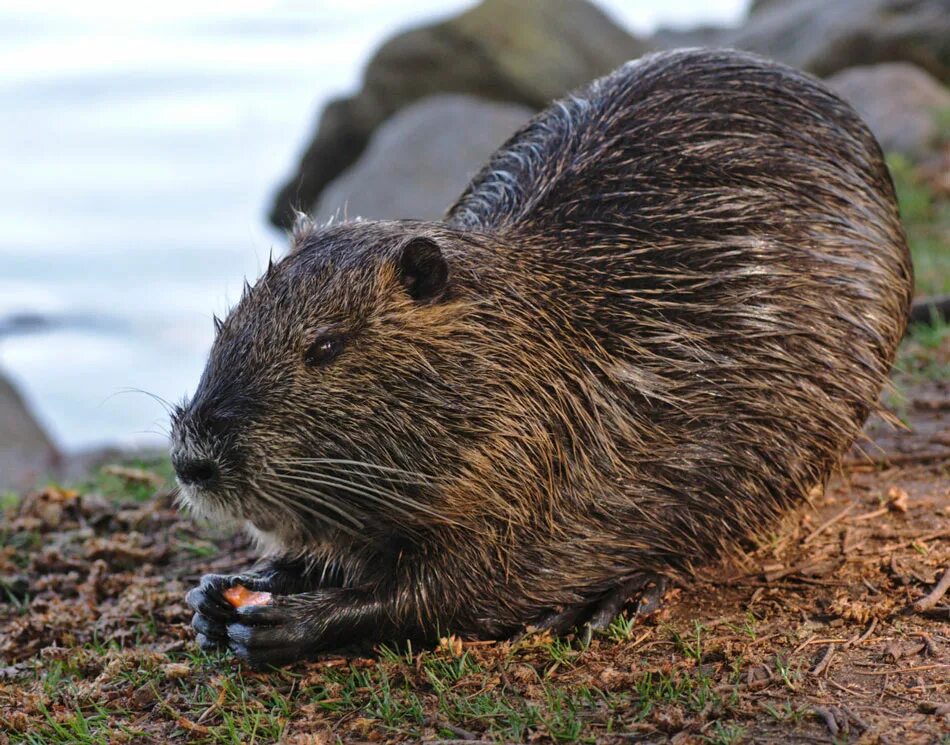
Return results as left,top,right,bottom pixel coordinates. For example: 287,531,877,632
224,598,319,668
185,573,264,651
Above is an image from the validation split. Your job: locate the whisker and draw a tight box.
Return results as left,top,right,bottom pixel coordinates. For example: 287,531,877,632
110,387,176,414
275,470,458,526
277,472,421,520
255,478,363,535
131,429,171,439
277,463,433,487
274,457,442,483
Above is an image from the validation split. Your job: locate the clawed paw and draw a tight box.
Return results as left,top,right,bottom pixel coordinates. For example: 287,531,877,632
517,574,670,642
225,602,316,668
186,574,323,668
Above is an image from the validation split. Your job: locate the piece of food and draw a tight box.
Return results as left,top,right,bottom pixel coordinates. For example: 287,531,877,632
223,584,272,608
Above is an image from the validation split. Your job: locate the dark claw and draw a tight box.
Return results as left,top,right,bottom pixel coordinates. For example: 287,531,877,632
226,606,315,669
185,569,338,666
192,611,227,640
227,616,310,649
226,621,297,650
589,573,667,629
186,574,240,623
228,639,306,670
632,576,668,618
196,632,227,652
187,573,281,657
518,573,670,640
534,604,589,636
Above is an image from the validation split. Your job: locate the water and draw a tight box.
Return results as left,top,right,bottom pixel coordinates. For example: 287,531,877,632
0,0,747,452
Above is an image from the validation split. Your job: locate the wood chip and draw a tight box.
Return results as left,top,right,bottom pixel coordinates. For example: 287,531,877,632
886,486,909,513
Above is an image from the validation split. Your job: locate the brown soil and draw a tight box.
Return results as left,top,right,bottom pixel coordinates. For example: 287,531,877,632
0,382,948,744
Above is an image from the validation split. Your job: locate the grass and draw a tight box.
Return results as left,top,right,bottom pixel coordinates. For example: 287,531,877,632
3,418,947,742
3,150,946,743
71,456,175,503
3,623,760,744
894,312,950,393
886,151,950,400
889,153,950,297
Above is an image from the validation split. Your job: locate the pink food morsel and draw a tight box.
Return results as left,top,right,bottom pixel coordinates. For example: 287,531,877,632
223,584,273,608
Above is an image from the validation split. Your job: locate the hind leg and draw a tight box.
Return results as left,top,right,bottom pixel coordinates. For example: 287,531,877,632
521,573,669,638
588,574,669,629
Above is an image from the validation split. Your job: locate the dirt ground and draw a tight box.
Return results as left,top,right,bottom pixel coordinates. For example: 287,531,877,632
0,371,948,743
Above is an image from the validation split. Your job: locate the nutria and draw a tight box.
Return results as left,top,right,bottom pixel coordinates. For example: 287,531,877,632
173,48,912,668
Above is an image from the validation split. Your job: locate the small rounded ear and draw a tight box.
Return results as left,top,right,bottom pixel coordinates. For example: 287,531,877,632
398,236,449,302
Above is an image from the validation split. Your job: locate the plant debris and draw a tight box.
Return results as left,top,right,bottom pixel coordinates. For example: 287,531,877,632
1,375,948,743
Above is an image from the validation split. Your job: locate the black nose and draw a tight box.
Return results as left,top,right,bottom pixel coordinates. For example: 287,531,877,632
174,456,220,488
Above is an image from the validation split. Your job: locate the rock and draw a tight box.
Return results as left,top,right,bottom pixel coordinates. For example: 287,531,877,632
314,95,533,222
653,0,950,83
57,445,169,486
826,63,950,160
748,0,784,13
269,0,649,229
0,372,59,493
910,295,950,325
650,26,727,52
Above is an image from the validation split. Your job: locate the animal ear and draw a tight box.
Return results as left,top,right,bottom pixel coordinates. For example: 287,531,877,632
397,236,449,302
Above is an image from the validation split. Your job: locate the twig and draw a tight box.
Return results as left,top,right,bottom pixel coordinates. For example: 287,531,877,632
803,504,854,544
431,721,479,741
195,684,227,725
852,618,878,646
811,644,836,676
882,529,950,552
853,664,950,675
841,705,869,733
914,567,950,612
175,716,211,735
917,633,938,658
792,637,848,655
850,507,888,522
825,678,869,697
912,398,950,411
813,706,838,737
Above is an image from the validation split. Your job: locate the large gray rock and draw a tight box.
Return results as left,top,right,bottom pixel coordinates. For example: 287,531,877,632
315,95,533,223
269,0,650,229
0,372,58,493
747,0,784,13
826,63,950,160
654,0,950,83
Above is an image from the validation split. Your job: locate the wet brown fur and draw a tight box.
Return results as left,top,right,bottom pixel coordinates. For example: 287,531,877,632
172,49,912,658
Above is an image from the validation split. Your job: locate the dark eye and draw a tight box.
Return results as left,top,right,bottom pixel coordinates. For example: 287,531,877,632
303,332,345,367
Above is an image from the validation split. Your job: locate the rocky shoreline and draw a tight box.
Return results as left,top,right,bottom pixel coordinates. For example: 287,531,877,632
3,0,948,491
270,0,949,229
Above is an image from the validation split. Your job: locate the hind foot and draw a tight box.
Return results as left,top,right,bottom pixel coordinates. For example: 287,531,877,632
521,573,669,640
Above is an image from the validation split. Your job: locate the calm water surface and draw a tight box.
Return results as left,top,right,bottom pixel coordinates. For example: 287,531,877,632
0,0,746,451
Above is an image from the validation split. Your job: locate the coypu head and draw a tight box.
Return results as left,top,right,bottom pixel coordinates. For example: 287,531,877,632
170,219,484,552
